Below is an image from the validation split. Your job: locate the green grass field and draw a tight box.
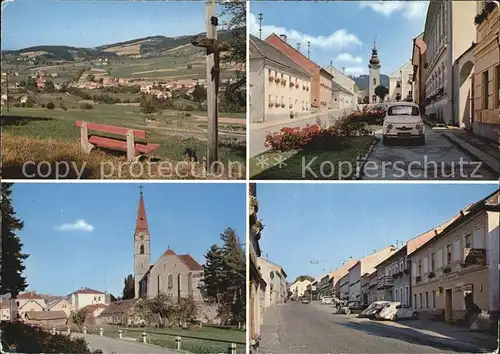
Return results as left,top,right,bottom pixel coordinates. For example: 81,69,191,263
88,325,245,354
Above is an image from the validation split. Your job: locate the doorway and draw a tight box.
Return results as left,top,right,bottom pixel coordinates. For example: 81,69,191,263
445,288,453,323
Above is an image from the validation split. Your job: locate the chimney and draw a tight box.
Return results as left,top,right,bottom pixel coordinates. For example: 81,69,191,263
280,34,287,43
297,42,301,52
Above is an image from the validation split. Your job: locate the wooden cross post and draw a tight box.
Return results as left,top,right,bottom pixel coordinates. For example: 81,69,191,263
205,0,218,171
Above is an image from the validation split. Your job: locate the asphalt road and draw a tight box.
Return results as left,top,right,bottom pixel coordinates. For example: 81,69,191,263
363,127,495,180
72,333,179,354
257,302,493,353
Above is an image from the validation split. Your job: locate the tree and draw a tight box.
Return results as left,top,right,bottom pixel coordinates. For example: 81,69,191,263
122,274,135,300
200,245,225,300
44,80,55,93
1,184,29,297
72,307,90,327
220,1,246,109
374,85,389,102
46,102,55,110
293,275,314,283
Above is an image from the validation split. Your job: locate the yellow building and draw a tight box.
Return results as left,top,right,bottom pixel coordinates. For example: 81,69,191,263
473,2,499,141
409,191,499,329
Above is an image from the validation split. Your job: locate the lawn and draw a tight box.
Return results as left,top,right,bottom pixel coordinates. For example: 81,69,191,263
250,136,375,180
2,106,246,179
95,325,245,354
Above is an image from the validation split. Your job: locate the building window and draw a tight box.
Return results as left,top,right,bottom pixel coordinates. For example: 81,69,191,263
168,274,173,289
417,259,422,276
269,95,273,104
419,293,422,308
464,234,471,248
281,96,284,105
453,239,460,261
140,244,144,254
425,292,429,308
446,244,452,264
483,70,489,109
414,294,417,307
432,290,436,308
474,228,484,248
495,65,500,108
373,78,376,86
268,69,272,78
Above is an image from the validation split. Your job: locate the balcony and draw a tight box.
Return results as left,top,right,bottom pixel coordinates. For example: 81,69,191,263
377,275,394,289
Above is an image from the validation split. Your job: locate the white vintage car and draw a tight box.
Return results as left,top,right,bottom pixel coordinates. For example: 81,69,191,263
382,102,425,145
377,302,419,321
321,297,333,305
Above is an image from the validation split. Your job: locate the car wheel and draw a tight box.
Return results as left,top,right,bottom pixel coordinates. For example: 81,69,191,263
390,314,397,321
345,308,351,315
412,312,419,319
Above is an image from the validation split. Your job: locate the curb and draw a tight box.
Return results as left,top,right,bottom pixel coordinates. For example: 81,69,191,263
354,136,379,179
442,132,500,175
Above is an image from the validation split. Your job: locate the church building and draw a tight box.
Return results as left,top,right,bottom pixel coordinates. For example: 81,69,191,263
368,40,382,103
133,190,205,302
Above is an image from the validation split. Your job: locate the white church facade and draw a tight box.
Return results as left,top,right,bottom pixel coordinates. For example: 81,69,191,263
133,191,205,302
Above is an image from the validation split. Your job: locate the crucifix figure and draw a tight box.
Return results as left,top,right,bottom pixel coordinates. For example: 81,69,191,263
139,185,144,194
373,37,377,50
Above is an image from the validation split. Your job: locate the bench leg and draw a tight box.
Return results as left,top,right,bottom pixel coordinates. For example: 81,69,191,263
126,130,135,161
80,122,94,154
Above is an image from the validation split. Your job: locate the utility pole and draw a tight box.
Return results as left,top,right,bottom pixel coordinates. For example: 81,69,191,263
205,0,218,170
258,13,263,40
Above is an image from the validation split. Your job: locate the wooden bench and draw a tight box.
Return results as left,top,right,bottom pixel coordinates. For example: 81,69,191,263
76,121,160,161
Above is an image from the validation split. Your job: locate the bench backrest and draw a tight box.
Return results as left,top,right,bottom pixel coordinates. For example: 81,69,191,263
76,121,146,138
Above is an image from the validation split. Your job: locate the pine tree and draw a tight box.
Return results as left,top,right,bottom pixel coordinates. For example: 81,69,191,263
122,274,135,300
1,183,29,297
200,244,225,300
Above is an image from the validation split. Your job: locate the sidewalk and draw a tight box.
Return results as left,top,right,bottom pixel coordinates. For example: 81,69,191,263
377,318,498,352
441,130,500,175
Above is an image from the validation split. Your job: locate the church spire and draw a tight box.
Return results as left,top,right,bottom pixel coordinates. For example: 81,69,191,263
369,36,380,66
135,186,149,233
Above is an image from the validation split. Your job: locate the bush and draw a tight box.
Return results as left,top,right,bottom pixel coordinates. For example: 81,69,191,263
26,101,34,108
0,322,102,354
41,103,46,108
46,102,55,110
81,103,93,110
184,105,194,111
60,103,67,110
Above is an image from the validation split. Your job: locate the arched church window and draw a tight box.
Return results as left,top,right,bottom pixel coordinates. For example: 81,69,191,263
373,78,376,86
140,244,144,254
168,274,173,289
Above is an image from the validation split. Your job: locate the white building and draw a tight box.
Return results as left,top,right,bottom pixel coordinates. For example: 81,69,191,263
326,65,358,109
289,279,312,298
339,274,350,300
257,257,287,309
388,60,413,102
423,1,477,124
70,287,110,311
348,246,397,301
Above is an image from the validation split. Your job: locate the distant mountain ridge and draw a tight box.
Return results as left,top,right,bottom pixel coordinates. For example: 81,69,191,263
1,29,240,62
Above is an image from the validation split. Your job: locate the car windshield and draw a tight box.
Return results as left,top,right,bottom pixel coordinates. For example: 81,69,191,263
387,105,419,116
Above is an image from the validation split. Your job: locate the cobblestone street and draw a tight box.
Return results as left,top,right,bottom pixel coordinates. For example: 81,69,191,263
257,302,496,353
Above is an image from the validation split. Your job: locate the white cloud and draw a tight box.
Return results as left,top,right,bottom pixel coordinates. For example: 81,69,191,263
359,1,428,19
334,53,363,64
344,67,366,76
249,12,362,50
55,220,94,232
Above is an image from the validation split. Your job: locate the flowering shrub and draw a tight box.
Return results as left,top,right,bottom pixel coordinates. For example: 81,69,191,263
348,107,385,124
264,121,370,151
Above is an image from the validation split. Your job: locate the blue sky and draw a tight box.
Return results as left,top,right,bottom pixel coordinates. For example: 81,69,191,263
249,1,428,76
256,183,498,283
11,182,246,297
1,0,223,49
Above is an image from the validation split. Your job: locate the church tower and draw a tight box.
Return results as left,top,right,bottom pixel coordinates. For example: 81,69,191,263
134,187,151,298
368,39,381,103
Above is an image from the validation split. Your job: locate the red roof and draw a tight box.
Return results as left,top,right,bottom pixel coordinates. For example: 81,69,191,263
72,287,105,295
178,254,203,271
163,249,176,256
16,292,44,299
135,192,149,233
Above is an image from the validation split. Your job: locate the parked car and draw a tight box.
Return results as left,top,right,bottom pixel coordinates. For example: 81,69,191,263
321,297,333,305
357,301,390,319
339,301,368,315
301,298,311,304
382,102,425,145
377,302,419,321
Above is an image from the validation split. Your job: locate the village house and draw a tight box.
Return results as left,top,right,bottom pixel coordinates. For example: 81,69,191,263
423,1,477,124
360,271,379,305
249,183,267,350
325,64,358,109
332,258,358,298
408,191,499,330
69,287,110,311
388,60,413,102
24,311,68,330
47,298,73,317
97,299,142,326
257,257,287,310
375,245,411,305
338,273,350,300
266,33,334,110
15,292,47,319
249,34,312,124
348,246,397,301
289,278,312,299
472,1,499,141
316,274,332,298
